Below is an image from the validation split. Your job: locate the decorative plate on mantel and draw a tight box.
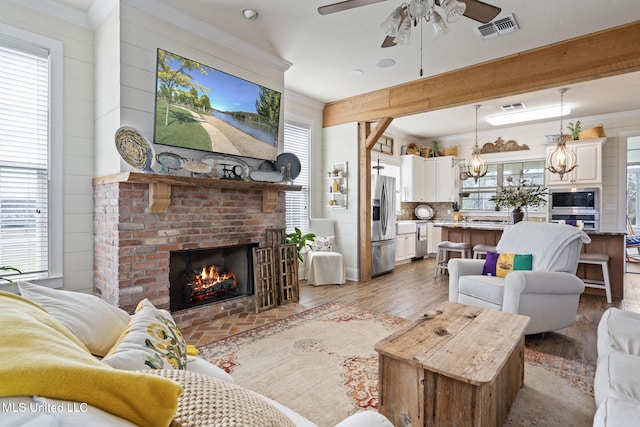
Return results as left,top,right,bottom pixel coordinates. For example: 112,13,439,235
115,126,155,173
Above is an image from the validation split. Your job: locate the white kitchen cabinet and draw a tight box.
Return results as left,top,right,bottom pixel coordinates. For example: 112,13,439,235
396,233,416,263
400,155,427,202
545,138,604,186
425,156,455,202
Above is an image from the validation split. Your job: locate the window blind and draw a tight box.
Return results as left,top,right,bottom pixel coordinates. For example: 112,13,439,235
0,41,49,279
283,122,310,234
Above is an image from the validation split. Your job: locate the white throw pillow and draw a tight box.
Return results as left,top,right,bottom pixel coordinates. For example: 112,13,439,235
17,281,131,357
102,298,187,371
312,235,335,252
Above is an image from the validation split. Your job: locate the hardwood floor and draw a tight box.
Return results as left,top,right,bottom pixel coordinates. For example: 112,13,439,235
183,257,640,367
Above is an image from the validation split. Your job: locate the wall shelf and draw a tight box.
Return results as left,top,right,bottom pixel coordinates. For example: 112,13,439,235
327,162,347,208
93,172,301,213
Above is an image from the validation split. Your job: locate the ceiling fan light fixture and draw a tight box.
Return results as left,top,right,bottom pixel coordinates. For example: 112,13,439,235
380,6,403,37
441,0,466,23
395,16,412,44
431,10,449,38
408,0,430,20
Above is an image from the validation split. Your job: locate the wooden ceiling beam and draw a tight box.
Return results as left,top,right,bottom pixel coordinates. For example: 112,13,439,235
322,20,640,127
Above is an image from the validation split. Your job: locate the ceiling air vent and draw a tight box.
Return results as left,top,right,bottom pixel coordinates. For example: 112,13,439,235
500,102,526,112
475,14,519,40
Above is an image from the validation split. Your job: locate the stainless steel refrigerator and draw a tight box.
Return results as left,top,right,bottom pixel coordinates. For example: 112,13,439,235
371,175,396,276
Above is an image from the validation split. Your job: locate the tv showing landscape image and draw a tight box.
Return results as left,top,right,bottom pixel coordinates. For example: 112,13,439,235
153,48,281,161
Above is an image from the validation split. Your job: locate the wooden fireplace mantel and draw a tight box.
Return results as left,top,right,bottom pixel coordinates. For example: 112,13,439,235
93,172,301,213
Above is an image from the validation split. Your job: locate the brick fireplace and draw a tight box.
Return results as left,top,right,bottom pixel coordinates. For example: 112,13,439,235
93,173,297,329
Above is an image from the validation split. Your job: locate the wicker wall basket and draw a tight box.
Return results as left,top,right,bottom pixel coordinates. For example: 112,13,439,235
579,125,606,140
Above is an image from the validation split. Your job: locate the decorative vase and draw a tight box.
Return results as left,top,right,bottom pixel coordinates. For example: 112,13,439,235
511,209,524,224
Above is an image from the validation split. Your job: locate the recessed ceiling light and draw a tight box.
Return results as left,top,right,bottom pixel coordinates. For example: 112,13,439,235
243,9,259,20
376,58,396,68
349,69,364,77
487,105,572,126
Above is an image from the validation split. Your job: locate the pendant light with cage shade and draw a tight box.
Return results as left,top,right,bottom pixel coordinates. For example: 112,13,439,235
464,105,488,182
546,88,577,180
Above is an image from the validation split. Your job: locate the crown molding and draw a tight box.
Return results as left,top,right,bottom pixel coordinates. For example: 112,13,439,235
13,0,292,72
123,0,292,72
87,0,118,28
10,0,92,28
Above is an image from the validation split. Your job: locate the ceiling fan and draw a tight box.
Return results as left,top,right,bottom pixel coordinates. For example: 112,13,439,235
318,0,501,47
318,0,500,23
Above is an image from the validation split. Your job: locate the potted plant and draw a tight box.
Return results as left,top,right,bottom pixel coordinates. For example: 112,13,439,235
567,121,581,140
286,228,316,262
489,171,548,223
430,139,442,157
0,266,21,285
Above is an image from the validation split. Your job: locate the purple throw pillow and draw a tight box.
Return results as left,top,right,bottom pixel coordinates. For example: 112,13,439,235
482,251,499,276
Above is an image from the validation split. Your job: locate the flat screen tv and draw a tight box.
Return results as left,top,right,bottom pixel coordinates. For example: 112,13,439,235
153,48,282,161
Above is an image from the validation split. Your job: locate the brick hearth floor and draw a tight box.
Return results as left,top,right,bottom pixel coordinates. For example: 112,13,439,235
181,302,313,347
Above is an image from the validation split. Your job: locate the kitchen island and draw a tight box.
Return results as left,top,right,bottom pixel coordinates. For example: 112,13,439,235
436,222,626,300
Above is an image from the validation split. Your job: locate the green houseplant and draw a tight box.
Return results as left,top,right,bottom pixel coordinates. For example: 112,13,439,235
567,121,581,140
490,171,548,223
0,266,22,285
286,228,316,262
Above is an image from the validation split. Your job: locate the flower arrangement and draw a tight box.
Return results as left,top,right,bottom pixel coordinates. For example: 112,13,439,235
490,170,548,214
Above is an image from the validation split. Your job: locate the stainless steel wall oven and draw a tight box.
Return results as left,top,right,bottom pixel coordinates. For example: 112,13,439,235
548,188,600,230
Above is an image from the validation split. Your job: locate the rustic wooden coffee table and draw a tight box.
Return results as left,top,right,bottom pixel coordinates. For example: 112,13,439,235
374,301,530,427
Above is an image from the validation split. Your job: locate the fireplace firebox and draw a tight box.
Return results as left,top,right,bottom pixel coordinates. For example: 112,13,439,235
169,243,257,312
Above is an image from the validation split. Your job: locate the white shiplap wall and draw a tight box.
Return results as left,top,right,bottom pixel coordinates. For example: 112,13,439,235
0,0,95,292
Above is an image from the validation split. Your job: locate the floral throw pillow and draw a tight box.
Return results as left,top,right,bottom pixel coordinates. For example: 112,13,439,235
102,299,187,371
312,236,335,252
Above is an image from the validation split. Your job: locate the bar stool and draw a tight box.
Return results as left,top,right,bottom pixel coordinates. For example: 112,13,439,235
434,241,471,277
473,244,497,259
578,252,612,303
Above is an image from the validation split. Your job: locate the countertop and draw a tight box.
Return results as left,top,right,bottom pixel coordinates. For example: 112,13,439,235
433,221,625,236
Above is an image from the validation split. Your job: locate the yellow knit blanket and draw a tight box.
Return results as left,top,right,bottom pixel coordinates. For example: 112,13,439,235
0,291,183,427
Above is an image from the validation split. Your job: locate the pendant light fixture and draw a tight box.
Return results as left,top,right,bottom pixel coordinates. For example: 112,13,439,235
546,88,577,180
464,105,488,182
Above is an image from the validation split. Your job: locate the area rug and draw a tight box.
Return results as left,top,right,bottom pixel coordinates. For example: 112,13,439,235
199,303,596,427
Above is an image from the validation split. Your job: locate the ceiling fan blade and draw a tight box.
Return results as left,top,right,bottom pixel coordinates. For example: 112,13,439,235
460,0,501,24
381,36,397,48
318,0,387,15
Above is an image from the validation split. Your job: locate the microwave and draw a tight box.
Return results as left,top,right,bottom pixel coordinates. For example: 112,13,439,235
549,188,599,212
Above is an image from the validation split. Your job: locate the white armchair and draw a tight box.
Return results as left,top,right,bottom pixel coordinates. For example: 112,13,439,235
305,218,346,286
449,222,591,335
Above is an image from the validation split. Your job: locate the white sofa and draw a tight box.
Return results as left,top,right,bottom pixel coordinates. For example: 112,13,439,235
593,307,640,426
0,283,392,427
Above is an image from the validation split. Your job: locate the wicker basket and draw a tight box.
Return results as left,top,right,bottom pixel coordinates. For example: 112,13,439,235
419,146,431,157
443,147,458,156
578,125,605,140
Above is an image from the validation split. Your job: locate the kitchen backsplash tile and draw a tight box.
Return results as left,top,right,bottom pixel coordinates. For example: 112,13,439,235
397,201,545,223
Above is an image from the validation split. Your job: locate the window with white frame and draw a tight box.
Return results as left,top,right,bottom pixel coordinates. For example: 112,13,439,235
0,28,62,284
284,122,310,234
460,160,546,211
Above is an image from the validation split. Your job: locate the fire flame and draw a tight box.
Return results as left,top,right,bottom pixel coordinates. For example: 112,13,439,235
194,265,237,289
